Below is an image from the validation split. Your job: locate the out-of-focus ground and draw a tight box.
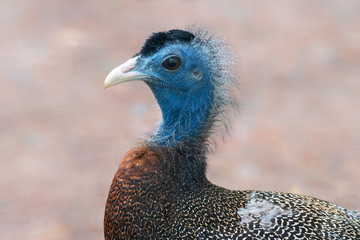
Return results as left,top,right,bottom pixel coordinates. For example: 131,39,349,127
1,0,359,239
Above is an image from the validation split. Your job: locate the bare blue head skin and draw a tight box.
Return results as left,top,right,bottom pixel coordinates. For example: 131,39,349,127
104,29,236,147
136,40,213,144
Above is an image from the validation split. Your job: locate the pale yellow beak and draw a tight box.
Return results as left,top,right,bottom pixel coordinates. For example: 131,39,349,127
104,56,149,89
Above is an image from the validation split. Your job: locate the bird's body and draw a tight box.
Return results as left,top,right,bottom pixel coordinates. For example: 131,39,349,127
104,28,360,239
105,144,359,239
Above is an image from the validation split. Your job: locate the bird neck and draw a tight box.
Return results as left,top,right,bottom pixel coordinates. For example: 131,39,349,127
148,83,214,146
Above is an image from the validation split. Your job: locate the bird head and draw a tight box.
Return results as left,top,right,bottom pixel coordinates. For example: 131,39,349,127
105,28,237,147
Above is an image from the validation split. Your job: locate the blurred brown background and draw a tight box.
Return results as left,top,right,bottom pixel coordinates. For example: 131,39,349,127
1,0,359,239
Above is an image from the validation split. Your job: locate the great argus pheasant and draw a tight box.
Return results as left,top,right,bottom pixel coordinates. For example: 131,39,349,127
103,27,360,239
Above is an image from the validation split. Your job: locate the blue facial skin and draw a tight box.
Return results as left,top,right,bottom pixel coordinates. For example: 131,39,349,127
134,43,214,145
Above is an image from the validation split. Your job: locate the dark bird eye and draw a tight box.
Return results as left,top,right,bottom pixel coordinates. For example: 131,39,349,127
162,56,181,71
